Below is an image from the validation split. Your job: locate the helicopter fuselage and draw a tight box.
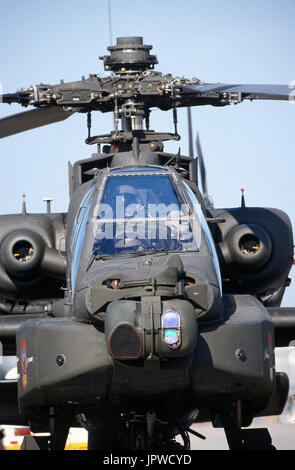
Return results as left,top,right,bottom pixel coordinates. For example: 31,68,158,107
14,154,281,442
0,35,293,450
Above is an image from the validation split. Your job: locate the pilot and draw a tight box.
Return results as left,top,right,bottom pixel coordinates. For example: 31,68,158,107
110,184,146,249
115,184,144,218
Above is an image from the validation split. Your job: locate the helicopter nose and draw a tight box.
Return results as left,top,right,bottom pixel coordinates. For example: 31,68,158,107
104,298,198,362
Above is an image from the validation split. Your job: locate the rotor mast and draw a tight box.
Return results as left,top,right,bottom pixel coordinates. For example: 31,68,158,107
100,36,158,133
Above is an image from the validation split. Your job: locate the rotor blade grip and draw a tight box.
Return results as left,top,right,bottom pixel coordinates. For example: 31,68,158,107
0,91,33,105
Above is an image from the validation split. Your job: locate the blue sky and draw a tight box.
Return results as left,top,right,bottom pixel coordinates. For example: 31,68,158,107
0,0,294,305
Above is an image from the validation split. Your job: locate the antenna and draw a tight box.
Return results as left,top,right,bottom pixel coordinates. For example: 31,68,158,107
22,193,27,215
108,0,113,45
43,197,53,213
241,188,246,208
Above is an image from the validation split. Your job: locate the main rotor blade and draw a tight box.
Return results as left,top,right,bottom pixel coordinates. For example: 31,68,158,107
196,133,207,195
0,107,75,139
196,133,213,209
180,83,292,103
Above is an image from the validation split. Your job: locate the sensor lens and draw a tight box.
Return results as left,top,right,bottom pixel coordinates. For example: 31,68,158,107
162,310,181,349
162,310,180,328
163,329,180,348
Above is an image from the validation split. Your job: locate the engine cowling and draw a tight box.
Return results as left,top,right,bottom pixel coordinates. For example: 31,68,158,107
219,223,272,271
1,230,45,278
208,207,293,306
0,213,66,299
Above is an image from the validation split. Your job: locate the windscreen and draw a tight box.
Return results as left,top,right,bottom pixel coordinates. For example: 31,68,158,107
93,174,199,256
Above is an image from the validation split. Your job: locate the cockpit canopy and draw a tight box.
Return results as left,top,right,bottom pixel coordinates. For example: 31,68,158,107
70,166,222,294
92,169,199,256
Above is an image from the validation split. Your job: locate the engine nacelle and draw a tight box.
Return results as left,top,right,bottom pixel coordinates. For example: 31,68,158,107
219,223,272,271
0,213,66,299
208,207,293,305
1,230,45,278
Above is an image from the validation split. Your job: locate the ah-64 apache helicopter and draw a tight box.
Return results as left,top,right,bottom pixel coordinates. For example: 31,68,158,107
0,36,294,451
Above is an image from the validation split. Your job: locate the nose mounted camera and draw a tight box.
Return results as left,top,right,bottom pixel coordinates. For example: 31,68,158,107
100,36,158,75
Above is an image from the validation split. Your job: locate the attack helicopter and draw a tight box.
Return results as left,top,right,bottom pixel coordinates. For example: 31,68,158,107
0,36,294,451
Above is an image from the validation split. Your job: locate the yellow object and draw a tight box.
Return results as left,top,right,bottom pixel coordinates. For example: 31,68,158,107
5,442,88,451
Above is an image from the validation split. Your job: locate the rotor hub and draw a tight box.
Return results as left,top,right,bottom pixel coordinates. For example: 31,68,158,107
100,36,158,75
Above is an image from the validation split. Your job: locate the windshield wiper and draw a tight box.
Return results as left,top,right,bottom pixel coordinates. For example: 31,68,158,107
131,247,169,257
87,248,169,270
